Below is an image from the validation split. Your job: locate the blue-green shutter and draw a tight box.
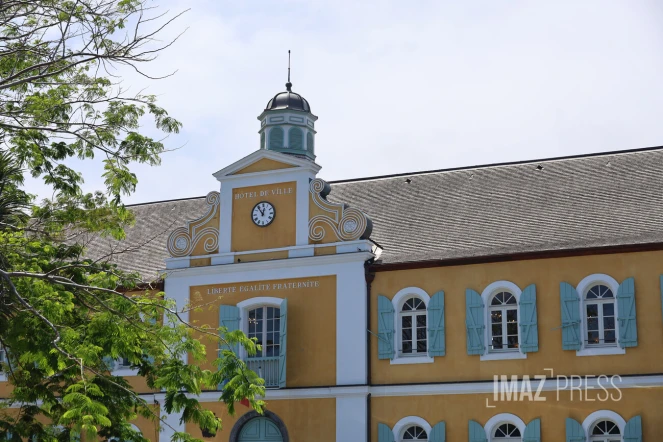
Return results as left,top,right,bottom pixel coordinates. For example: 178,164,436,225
429,421,445,442
468,420,486,442
565,418,585,442
523,418,541,442
307,132,314,152
102,356,115,371
624,415,642,442
378,423,395,442
427,291,445,357
260,132,265,149
278,299,288,389
465,289,485,355
617,277,637,348
519,284,539,353
560,282,582,350
269,127,284,149
289,127,303,150
219,305,240,355
377,295,395,360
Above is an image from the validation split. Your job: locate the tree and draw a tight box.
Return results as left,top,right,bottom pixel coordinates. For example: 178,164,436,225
0,1,264,441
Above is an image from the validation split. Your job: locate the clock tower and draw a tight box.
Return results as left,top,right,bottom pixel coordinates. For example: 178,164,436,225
257,54,317,160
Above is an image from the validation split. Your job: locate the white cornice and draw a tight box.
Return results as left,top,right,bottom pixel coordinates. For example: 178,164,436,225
162,250,375,279
213,150,321,180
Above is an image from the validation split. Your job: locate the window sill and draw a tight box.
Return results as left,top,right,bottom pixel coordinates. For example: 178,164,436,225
390,355,434,365
576,346,626,357
480,351,527,361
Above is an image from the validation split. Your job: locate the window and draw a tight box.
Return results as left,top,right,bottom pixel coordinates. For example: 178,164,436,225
590,420,621,442
472,281,533,361
399,297,427,356
391,417,434,442
571,274,628,356
489,292,519,352
401,425,427,441
247,306,281,358
492,423,522,441
584,285,616,347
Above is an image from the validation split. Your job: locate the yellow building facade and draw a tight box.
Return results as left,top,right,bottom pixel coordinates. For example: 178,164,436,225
29,82,663,440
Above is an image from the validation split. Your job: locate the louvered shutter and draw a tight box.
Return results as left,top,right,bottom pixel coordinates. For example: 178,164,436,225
560,282,582,350
468,420,486,442
429,421,445,442
378,423,395,442
523,418,541,442
289,127,303,150
428,291,445,357
465,289,485,355
565,418,585,442
269,127,284,149
624,415,642,442
519,284,539,353
617,277,637,348
219,305,240,355
377,295,395,360
278,299,288,388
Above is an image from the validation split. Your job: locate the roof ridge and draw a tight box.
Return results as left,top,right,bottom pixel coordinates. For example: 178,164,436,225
125,195,206,208
328,144,663,185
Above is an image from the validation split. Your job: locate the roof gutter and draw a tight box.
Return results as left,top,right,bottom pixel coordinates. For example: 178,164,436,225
369,241,663,272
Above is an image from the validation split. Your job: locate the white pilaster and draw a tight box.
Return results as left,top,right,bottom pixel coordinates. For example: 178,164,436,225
336,394,367,442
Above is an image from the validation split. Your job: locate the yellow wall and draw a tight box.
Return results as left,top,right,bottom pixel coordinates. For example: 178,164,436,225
372,388,663,441
189,276,337,387
232,182,297,252
233,158,296,175
187,398,336,441
370,250,663,384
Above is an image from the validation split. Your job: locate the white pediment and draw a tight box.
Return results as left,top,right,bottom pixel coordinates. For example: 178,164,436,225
213,150,321,181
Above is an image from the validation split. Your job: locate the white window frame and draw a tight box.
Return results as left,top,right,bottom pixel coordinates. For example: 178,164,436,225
392,416,432,441
484,413,526,441
480,281,526,361
111,357,136,376
581,410,626,442
576,274,625,357
390,287,433,365
237,297,284,360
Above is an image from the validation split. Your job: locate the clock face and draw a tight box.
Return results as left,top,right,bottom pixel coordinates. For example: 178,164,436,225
252,201,275,227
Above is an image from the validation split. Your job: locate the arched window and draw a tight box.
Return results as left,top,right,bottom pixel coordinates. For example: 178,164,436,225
584,284,616,347
489,291,519,352
307,132,314,152
590,419,621,442
401,425,427,441
288,127,303,150
399,297,427,356
475,281,532,361
269,127,284,149
491,423,522,441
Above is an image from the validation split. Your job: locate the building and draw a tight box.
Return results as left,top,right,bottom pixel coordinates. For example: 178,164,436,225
88,79,663,441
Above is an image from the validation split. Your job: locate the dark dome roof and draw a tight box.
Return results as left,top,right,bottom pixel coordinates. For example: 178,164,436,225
265,83,311,112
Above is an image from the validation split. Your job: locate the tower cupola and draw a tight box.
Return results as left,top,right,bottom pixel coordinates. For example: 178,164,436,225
257,51,317,160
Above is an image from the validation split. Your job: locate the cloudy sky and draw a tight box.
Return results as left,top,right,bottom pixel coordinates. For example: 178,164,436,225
25,1,663,204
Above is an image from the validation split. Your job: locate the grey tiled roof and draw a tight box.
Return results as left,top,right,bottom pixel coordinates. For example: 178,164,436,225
87,148,663,279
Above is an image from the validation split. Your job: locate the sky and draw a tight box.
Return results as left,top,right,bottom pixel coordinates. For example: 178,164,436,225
24,0,663,204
